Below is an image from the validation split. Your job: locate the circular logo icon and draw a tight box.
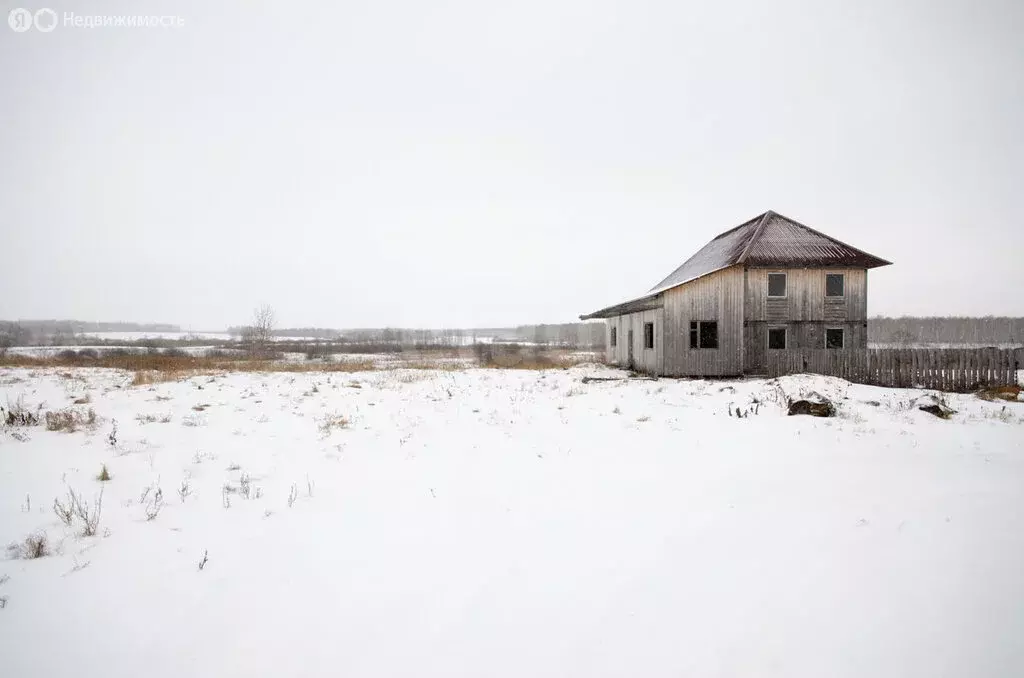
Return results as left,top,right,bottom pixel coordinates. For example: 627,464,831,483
34,8,57,32
8,7,33,32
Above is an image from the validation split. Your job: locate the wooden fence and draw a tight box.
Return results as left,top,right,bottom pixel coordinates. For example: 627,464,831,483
767,348,1020,391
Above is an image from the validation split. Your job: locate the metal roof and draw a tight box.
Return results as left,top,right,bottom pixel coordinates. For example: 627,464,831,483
646,213,763,293
581,210,891,320
578,292,664,321
739,212,893,269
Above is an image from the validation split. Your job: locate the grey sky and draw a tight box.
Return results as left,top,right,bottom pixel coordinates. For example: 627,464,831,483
1,0,1021,330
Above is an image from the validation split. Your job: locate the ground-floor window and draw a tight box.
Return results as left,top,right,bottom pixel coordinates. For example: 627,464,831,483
689,321,718,349
643,322,654,349
768,327,787,350
825,327,845,349
610,326,617,347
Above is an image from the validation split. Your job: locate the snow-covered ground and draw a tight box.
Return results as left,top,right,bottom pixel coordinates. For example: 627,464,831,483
80,331,235,342
7,345,228,358
76,331,512,344
1,366,1022,677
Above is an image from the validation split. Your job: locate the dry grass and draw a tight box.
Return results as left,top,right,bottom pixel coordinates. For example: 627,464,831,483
0,348,600,383
317,412,351,437
396,360,466,371
976,385,1021,402
131,370,189,386
1,352,376,376
135,412,173,424
3,396,42,426
45,407,97,432
483,353,599,370
8,532,49,559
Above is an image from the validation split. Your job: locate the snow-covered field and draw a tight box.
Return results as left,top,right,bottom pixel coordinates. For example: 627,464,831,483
81,331,235,342
7,345,227,358
1,365,1022,677
75,331,512,344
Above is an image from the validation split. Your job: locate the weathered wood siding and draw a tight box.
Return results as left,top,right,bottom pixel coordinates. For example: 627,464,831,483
744,268,868,374
744,268,867,321
661,266,745,376
606,309,663,374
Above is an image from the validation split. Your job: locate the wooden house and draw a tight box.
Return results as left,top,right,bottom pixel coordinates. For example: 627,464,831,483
580,211,891,376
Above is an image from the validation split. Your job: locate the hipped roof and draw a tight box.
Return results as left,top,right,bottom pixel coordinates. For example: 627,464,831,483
581,210,891,320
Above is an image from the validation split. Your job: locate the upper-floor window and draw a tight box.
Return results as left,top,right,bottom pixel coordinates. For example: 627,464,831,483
767,272,787,298
610,326,617,347
643,322,654,349
689,321,718,349
825,273,845,298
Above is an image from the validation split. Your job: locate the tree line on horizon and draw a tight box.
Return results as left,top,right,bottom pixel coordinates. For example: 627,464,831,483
3,316,1024,351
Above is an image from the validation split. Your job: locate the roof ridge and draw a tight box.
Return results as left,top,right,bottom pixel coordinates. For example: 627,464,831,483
765,211,893,266
735,210,773,263
711,212,766,241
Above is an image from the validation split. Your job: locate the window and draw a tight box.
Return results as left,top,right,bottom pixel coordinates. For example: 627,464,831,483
767,327,787,350
610,326,617,347
825,328,845,349
767,272,787,298
643,322,654,349
689,321,718,349
825,273,845,298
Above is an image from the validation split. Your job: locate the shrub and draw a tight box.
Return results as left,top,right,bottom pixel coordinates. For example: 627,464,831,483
96,464,112,482
8,532,49,559
45,407,97,432
3,397,42,427
53,486,103,536
238,473,252,499
178,477,192,503
317,412,350,437
181,413,206,427
136,412,172,424
145,488,163,520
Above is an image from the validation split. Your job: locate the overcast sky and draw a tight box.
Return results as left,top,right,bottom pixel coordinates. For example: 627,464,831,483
1,0,1021,330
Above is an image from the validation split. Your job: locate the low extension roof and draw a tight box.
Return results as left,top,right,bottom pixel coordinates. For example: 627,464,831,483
581,210,891,320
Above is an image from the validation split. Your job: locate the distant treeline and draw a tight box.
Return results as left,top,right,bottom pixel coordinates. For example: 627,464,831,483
224,324,607,348
2,320,606,349
868,316,1024,345
9,317,1019,351
226,326,342,339
0,320,182,347
0,319,179,336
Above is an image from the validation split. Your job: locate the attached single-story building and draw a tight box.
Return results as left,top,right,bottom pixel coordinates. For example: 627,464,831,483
580,210,891,376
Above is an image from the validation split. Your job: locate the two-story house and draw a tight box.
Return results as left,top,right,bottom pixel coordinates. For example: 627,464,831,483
579,210,892,376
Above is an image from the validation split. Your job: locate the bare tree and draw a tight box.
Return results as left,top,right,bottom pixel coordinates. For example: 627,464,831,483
242,304,276,358
0,321,31,356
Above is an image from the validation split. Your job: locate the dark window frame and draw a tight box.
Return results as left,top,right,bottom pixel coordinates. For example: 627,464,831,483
825,273,845,298
825,327,845,349
767,272,787,298
610,326,616,347
643,322,654,350
767,327,787,350
689,321,719,349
